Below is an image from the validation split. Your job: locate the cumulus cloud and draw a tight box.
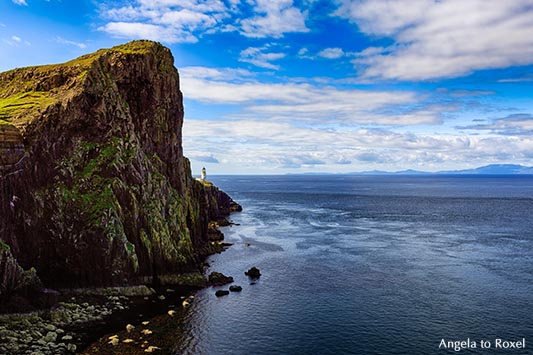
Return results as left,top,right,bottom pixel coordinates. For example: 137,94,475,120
317,47,345,59
459,113,533,135
99,0,229,43
239,46,286,70
183,118,533,172
98,0,309,42
12,0,27,6
98,21,196,43
335,0,533,80
240,0,309,38
179,66,446,125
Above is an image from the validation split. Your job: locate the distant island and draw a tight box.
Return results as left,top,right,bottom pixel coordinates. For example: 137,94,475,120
352,164,533,175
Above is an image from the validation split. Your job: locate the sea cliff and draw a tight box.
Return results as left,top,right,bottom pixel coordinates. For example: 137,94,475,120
0,40,240,306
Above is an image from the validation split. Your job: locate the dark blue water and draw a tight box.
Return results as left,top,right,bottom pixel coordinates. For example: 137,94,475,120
175,175,533,355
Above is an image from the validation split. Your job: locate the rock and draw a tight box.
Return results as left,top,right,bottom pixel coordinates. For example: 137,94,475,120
44,324,56,332
158,295,166,301
229,285,243,292
61,335,73,341
141,329,153,335
145,346,160,352
168,310,176,316
0,40,241,299
208,272,234,286
182,300,190,307
142,321,150,325
43,331,57,342
126,324,135,333
245,267,261,279
215,290,230,297
122,339,134,343
109,337,119,346
67,343,77,352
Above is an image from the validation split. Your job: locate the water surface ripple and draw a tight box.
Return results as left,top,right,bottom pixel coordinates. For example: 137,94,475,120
174,175,533,355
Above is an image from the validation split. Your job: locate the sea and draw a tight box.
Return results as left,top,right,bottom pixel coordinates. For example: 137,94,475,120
174,175,533,355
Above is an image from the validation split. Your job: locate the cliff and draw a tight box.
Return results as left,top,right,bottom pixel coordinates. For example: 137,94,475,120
0,41,239,303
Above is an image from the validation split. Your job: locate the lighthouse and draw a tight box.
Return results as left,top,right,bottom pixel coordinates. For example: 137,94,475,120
201,167,206,181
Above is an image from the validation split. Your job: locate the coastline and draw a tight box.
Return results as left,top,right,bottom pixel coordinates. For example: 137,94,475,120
0,197,242,355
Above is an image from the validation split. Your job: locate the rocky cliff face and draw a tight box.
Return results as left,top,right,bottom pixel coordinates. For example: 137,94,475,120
0,41,239,301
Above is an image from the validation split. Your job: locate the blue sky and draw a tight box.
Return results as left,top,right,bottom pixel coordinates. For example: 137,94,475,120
1,0,533,174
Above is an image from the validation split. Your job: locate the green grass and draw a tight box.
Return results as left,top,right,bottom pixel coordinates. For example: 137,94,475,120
0,91,56,123
198,179,214,187
0,240,10,251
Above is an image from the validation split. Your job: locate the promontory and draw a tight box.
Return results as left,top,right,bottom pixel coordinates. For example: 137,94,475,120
0,40,240,307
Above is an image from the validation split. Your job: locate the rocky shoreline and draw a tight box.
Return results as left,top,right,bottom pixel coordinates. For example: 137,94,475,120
0,217,242,355
0,289,150,355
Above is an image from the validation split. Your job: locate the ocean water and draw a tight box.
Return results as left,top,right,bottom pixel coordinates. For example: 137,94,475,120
174,175,533,355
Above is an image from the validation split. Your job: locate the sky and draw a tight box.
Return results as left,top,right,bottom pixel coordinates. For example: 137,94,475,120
1,0,533,175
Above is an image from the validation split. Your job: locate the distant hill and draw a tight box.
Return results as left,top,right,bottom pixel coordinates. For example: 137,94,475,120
438,164,533,175
355,164,533,175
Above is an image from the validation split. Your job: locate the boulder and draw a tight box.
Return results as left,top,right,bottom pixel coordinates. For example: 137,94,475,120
208,272,234,286
245,267,261,279
229,285,242,292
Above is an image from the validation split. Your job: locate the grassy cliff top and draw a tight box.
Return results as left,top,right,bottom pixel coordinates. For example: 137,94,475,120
0,40,168,129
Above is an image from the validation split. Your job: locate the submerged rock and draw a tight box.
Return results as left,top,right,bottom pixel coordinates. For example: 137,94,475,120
229,285,242,292
215,290,230,297
245,267,261,279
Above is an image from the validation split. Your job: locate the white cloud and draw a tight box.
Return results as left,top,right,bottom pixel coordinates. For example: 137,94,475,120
180,68,533,172
239,0,309,38
56,36,87,49
336,0,533,80
183,118,533,172
179,66,445,125
158,9,216,28
99,0,230,43
98,0,308,42
12,0,28,6
239,46,286,70
459,114,533,135
98,22,197,43
317,47,345,59
3,35,30,47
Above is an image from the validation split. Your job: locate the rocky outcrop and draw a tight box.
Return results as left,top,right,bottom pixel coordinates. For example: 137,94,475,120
0,40,240,303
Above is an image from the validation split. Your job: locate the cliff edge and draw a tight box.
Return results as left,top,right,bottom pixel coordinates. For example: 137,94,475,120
0,40,240,303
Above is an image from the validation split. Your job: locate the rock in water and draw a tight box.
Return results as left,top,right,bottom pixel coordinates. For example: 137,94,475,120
0,40,241,302
245,267,261,279
208,272,234,286
229,285,242,292
215,290,230,297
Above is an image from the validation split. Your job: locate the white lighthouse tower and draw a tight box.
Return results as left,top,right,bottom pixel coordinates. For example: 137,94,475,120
201,167,206,181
